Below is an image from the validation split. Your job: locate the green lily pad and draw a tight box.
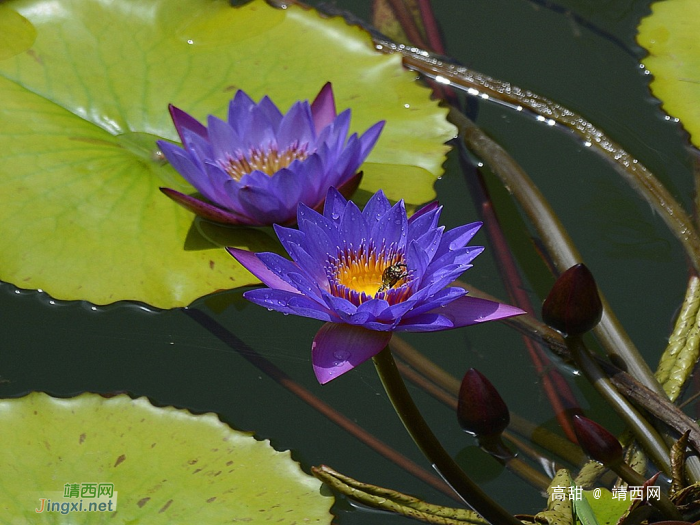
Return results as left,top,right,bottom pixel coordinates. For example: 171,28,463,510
578,489,630,525
637,0,700,148
0,0,454,308
0,392,333,523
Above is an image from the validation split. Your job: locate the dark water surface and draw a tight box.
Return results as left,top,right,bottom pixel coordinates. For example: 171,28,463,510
0,0,695,522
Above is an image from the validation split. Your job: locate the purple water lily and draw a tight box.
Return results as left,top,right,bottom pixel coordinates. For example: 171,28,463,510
157,83,384,226
228,188,525,384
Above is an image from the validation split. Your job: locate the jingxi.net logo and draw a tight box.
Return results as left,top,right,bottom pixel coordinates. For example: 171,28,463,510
35,482,117,515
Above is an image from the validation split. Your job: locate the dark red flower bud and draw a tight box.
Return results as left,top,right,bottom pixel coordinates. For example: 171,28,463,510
542,263,603,336
572,415,623,466
457,368,510,438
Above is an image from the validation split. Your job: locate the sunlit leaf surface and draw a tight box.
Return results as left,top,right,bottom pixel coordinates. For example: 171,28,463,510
637,0,700,148
0,0,454,308
0,392,333,523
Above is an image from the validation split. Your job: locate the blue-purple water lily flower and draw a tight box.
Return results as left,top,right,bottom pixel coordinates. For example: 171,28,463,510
228,188,525,384
156,83,384,226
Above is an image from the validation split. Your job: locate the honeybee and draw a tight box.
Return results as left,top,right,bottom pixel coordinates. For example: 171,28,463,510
378,263,408,293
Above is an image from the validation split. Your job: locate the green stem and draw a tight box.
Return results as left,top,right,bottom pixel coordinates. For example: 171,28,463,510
372,347,522,525
566,336,672,476
612,461,682,520
478,436,551,492
448,108,662,398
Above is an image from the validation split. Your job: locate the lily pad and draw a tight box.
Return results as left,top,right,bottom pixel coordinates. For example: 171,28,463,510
637,0,700,148
0,0,454,308
0,392,333,523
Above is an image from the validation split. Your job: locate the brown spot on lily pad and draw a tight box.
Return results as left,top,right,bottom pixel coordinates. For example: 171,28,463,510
79,433,86,444
159,499,173,513
137,497,150,508
114,454,126,467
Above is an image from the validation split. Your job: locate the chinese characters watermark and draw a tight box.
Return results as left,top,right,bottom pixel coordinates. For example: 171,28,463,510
35,482,117,515
550,485,661,502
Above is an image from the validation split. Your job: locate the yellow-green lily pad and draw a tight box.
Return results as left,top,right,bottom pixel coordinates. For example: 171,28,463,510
0,392,333,523
637,0,700,148
0,0,454,308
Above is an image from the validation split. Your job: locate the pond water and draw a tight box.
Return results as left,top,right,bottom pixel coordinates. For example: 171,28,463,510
0,0,695,523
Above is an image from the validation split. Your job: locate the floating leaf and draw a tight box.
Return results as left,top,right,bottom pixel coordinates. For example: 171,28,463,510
0,0,454,308
637,0,700,148
535,469,575,525
579,489,630,525
0,392,333,523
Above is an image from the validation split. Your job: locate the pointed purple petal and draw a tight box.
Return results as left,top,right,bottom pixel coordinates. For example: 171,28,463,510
256,95,284,129
424,296,525,329
312,323,392,384
244,288,334,322
357,120,385,159
433,222,482,260
277,101,315,149
408,201,440,224
322,187,348,224
371,200,408,247
361,189,391,227
227,248,298,293
228,90,256,135
339,200,367,248
311,82,337,133
408,206,441,239
169,104,207,143
394,313,454,332
159,188,252,225
207,115,242,160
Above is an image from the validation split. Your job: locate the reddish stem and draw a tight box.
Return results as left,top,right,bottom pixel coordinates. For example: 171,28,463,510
183,308,459,501
465,166,583,442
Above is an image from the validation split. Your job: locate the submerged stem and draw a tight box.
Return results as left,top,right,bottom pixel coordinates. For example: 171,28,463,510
448,108,664,398
566,335,672,476
372,347,523,525
375,41,700,275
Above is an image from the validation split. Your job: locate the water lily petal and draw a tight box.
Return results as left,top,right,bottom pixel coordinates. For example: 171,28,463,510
339,199,367,249
322,186,348,225
429,296,525,328
310,82,336,134
312,323,392,384
229,187,524,383
161,85,380,226
357,120,386,159
159,188,251,225
277,101,315,149
169,104,207,143
370,200,408,247
394,313,455,332
361,189,391,227
227,248,298,293
244,288,335,322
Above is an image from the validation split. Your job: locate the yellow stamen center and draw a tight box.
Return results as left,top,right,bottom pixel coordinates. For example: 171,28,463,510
224,143,309,180
336,251,386,297
329,245,409,305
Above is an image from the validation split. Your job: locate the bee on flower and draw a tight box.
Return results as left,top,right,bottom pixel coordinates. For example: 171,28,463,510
228,188,524,383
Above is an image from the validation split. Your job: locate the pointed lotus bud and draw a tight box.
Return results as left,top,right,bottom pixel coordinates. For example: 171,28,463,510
458,368,510,438
572,415,623,466
542,263,603,336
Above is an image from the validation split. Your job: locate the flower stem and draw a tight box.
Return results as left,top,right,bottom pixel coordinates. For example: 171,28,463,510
372,346,522,525
566,335,672,475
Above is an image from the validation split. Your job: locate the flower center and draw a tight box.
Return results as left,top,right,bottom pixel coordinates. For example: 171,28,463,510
328,243,411,305
223,142,309,180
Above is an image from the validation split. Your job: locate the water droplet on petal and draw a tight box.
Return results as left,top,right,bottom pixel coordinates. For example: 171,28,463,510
333,350,351,363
